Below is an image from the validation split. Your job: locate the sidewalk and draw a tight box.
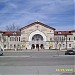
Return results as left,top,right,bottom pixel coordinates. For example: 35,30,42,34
3,49,67,52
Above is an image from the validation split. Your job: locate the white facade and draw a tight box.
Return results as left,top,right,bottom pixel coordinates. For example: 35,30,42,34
0,32,4,50
20,22,55,50
0,22,75,51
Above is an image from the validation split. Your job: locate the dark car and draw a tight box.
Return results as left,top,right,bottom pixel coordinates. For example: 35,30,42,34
65,50,75,55
0,48,3,56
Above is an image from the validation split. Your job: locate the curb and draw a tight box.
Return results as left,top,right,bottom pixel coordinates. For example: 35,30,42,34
0,55,75,57
0,56,30,57
52,55,75,57
3,50,65,52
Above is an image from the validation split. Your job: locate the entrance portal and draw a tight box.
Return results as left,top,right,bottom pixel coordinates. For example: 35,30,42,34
40,44,44,49
31,44,35,49
30,33,45,50
36,44,39,50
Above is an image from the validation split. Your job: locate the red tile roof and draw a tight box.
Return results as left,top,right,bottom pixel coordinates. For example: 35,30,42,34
54,31,72,35
2,32,21,36
71,30,75,32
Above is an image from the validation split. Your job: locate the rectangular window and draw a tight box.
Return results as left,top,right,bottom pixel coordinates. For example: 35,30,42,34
74,37,75,40
57,37,59,41
62,37,63,41
3,36,6,42
17,37,18,41
17,44,20,48
10,37,11,41
69,44,71,47
0,36,1,41
4,45,6,48
50,38,52,41
63,44,65,47
59,37,61,41
11,37,15,41
15,37,16,41
69,38,70,41
10,44,12,48
14,44,16,48
19,37,20,41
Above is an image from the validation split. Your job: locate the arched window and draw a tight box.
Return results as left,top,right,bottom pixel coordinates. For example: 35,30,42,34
32,34,43,41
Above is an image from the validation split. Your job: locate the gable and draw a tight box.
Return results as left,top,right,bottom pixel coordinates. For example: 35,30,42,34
20,21,56,31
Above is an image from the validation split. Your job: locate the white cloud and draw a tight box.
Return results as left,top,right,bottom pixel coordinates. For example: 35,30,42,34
0,0,74,30
8,3,18,8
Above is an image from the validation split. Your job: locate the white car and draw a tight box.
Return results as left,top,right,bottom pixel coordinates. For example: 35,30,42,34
0,48,3,56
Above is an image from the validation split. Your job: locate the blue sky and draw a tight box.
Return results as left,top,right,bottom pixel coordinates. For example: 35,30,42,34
0,0,74,31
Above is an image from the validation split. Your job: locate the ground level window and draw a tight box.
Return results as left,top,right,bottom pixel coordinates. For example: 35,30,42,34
4,45,6,48
63,44,65,47
14,44,16,48
10,44,12,48
74,37,75,40
69,44,71,47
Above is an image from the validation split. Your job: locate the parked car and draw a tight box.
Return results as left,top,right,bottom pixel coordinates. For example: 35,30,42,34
65,50,75,55
0,48,3,56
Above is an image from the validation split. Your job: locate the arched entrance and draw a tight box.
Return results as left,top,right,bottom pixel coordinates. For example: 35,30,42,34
29,30,46,50
31,44,35,49
36,44,39,50
40,44,44,49
31,34,45,50
29,30,46,41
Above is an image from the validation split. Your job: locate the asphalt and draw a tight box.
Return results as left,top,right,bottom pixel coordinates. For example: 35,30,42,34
0,51,75,75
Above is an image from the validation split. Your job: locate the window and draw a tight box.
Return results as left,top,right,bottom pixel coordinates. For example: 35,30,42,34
10,44,12,48
10,37,12,41
74,37,75,40
3,36,6,42
63,44,65,47
50,30,53,33
15,37,17,41
50,38,52,41
17,44,20,48
14,44,16,48
58,37,60,41
69,44,71,47
17,37,18,41
19,37,20,41
55,37,59,41
11,37,15,41
4,45,6,48
0,36,1,41
69,38,70,41
60,37,61,41
62,36,64,41
58,32,61,34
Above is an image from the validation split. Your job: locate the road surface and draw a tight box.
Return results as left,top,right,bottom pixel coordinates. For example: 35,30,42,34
0,51,75,75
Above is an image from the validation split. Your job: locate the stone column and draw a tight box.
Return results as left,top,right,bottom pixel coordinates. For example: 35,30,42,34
35,44,36,49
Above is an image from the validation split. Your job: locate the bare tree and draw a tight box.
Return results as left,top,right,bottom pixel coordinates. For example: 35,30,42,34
6,24,20,32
